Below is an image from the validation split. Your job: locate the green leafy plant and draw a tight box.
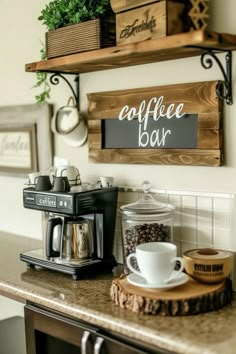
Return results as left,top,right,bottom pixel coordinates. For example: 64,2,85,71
33,47,51,104
34,0,113,103
38,0,113,31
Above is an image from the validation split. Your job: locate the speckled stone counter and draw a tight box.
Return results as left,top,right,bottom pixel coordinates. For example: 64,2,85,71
0,231,236,354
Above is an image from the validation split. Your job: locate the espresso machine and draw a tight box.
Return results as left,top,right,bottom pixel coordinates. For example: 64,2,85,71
20,183,118,279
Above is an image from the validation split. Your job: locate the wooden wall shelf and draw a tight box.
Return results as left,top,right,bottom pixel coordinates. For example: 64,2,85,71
25,30,236,75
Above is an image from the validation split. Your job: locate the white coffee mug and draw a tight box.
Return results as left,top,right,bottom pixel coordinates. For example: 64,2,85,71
54,165,81,186
28,172,41,185
99,176,114,188
126,242,185,285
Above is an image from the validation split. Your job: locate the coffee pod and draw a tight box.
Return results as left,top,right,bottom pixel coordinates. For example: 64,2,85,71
183,248,234,283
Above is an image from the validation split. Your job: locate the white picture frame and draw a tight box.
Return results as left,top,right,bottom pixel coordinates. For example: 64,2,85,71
0,103,53,176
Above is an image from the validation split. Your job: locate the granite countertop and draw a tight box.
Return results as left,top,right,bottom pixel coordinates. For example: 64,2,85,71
0,232,236,354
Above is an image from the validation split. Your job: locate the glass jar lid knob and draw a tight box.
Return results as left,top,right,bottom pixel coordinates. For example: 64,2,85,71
142,181,151,194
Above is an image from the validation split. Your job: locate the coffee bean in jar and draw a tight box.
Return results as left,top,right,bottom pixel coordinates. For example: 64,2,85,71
120,182,175,274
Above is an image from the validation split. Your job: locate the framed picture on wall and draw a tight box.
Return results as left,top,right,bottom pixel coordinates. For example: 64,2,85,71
0,125,38,173
0,103,53,176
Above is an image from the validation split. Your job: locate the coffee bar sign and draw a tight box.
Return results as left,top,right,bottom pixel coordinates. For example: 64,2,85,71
113,97,196,149
87,81,223,166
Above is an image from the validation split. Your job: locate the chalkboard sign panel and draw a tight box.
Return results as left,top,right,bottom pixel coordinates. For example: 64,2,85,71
102,114,198,149
87,81,223,166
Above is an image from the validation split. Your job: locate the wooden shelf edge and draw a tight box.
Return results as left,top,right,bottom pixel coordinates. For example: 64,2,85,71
25,30,236,74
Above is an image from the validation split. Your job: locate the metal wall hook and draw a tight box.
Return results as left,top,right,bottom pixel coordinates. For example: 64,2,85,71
49,73,80,107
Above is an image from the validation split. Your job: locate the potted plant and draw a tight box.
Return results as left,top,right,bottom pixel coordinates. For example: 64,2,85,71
38,0,116,59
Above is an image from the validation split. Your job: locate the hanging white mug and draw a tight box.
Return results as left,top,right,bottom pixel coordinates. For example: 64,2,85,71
51,97,87,147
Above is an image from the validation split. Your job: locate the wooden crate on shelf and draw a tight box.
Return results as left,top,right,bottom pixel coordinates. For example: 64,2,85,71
188,0,209,30
115,0,191,46
45,17,115,59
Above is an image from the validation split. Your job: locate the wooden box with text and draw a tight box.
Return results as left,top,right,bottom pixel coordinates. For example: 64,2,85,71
115,0,190,46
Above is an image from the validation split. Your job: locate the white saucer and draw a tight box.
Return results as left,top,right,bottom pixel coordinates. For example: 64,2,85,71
127,271,189,290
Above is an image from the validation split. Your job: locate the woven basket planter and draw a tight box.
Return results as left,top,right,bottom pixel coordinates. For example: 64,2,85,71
45,17,116,59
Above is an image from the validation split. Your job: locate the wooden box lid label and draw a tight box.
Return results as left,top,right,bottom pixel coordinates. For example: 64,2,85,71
119,10,157,42
116,1,188,45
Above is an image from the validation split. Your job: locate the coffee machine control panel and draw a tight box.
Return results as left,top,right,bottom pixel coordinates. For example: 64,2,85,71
23,186,118,217
36,195,57,208
36,194,72,210
23,189,73,213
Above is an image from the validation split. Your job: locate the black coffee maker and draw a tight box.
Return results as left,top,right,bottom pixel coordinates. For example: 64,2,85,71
21,185,118,279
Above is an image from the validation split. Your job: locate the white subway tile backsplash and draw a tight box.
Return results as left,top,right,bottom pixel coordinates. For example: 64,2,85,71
179,241,197,254
196,226,213,245
173,209,182,225
155,193,169,204
213,197,231,211
197,243,213,250
197,209,213,228
197,196,213,210
168,194,182,207
182,196,197,208
213,211,231,229
172,225,182,242
180,226,197,242
213,228,231,249
182,208,197,227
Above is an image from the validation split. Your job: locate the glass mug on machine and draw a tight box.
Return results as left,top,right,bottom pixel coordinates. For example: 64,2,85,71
126,242,185,285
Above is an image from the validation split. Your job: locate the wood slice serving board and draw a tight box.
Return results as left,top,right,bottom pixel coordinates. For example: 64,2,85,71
110,275,232,316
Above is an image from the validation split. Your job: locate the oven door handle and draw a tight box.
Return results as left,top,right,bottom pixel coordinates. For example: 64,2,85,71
94,336,104,354
81,330,91,354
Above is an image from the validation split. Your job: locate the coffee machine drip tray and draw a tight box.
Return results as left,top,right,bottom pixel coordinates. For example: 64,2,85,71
20,249,116,280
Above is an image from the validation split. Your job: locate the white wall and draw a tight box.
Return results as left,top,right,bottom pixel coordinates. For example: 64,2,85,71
0,0,236,239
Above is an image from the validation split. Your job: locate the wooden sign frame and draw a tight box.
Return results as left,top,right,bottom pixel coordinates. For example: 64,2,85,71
87,81,223,166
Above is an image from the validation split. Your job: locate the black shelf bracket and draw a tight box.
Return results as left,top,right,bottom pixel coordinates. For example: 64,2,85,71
190,47,233,105
200,49,232,105
49,73,80,107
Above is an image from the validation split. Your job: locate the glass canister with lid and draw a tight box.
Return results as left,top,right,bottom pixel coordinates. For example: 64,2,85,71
120,181,175,274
